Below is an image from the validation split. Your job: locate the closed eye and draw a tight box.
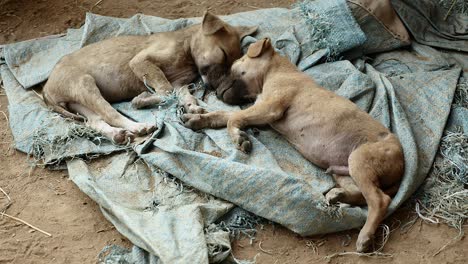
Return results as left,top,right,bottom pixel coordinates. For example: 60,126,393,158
220,48,228,63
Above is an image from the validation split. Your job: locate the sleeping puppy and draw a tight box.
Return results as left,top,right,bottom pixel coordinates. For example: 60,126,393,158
43,12,257,144
183,38,405,252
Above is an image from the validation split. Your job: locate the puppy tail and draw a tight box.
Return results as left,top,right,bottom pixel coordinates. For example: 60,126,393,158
42,92,85,122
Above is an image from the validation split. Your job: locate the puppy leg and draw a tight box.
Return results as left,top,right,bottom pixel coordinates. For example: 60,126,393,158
131,91,163,109
325,175,366,205
129,50,173,93
68,103,135,144
178,85,206,114
324,166,361,204
227,99,287,153
73,74,156,136
182,111,232,130
326,175,400,206
348,145,392,253
326,165,349,175
185,97,289,152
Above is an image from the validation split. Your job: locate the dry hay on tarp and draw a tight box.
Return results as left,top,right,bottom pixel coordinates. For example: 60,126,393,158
294,0,341,60
453,77,468,108
415,127,467,234
413,76,467,236
438,0,468,17
30,119,109,165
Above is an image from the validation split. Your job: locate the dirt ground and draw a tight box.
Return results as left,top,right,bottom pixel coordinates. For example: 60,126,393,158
0,0,466,263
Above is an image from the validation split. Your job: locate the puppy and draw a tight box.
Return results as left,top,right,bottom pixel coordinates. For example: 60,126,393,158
43,12,257,144
183,38,404,252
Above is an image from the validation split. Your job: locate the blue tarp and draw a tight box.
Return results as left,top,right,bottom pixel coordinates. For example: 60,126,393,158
0,0,464,263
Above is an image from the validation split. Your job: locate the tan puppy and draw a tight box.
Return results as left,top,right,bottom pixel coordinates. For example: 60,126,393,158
183,38,405,252
43,12,257,144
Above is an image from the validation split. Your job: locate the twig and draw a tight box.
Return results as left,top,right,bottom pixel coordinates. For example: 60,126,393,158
306,238,327,254
31,89,43,100
0,111,8,123
324,225,393,261
0,187,12,213
258,241,273,255
432,234,463,257
0,212,52,237
442,190,467,200
0,187,11,202
433,240,451,257
90,0,104,12
444,0,458,20
97,226,115,233
415,202,439,224
400,216,418,234
246,5,261,10
324,251,393,261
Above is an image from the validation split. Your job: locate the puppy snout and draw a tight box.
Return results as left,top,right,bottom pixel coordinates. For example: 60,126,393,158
215,77,234,99
202,78,213,90
199,63,230,90
219,87,246,105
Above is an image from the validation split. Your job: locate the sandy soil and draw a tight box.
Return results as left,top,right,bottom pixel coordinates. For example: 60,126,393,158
0,0,466,263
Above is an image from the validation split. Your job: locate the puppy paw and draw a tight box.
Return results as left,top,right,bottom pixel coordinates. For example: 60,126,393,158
184,102,206,114
131,98,145,109
356,233,373,253
182,114,207,130
325,188,346,205
129,123,157,136
235,131,252,153
112,129,135,145
132,92,162,109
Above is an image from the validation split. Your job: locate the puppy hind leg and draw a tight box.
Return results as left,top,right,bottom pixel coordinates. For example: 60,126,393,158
355,183,391,253
68,103,135,144
73,74,156,136
348,148,392,252
326,165,349,175
325,175,366,205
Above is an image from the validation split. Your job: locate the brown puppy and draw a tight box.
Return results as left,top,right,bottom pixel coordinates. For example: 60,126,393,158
183,38,405,252
43,12,257,144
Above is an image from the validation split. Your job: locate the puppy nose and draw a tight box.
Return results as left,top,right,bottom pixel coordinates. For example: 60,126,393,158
204,82,212,90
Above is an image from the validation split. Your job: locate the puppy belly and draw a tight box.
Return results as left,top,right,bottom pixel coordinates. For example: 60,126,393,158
94,69,146,102
272,123,359,169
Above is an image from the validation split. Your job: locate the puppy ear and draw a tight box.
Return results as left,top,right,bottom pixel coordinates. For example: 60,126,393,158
247,38,271,58
202,11,225,35
236,25,258,39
